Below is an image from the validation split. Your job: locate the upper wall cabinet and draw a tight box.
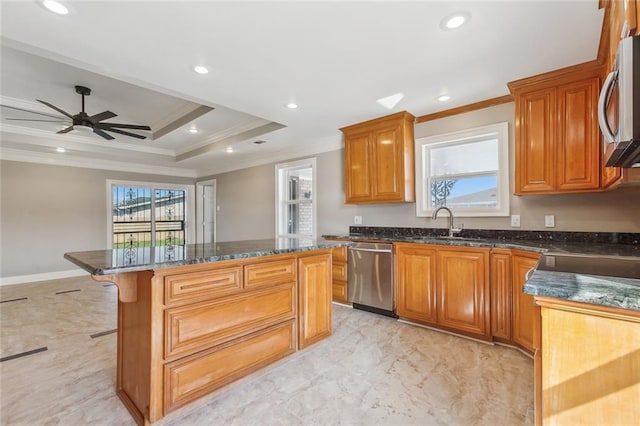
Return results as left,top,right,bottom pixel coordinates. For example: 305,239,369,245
508,61,605,195
340,111,415,204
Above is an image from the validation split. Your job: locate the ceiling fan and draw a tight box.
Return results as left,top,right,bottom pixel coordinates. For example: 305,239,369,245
5,85,151,140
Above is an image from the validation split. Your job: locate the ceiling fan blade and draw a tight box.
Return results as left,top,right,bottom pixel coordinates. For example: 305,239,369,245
90,110,117,123
103,127,148,140
95,122,151,131
93,127,115,140
36,100,75,120
1,104,67,119
57,126,74,134
5,118,70,123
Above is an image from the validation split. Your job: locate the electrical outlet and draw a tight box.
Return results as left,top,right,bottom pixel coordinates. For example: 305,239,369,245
354,215,363,225
510,214,521,227
545,215,555,228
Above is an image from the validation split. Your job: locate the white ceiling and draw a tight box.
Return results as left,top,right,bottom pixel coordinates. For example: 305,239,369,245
0,1,604,178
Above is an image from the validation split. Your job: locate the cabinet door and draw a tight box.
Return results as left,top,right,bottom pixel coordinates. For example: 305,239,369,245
557,78,600,191
298,253,332,349
516,88,557,193
512,253,540,352
490,251,512,341
371,124,403,201
437,249,490,337
344,131,372,203
395,244,437,324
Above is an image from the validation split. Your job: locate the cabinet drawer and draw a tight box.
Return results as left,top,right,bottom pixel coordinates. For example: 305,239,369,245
164,266,242,306
331,246,347,262
244,258,296,288
332,282,348,304
332,261,347,281
164,319,296,413
165,283,295,359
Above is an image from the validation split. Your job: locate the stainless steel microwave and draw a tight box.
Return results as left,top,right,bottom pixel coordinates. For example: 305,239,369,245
598,34,640,168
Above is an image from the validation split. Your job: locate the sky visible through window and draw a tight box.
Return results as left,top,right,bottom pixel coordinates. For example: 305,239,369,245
447,176,496,198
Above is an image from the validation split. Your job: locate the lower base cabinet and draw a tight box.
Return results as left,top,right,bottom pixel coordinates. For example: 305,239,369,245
395,243,490,340
512,251,540,352
535,297,640,425
329,246,349,304
109,250,332,425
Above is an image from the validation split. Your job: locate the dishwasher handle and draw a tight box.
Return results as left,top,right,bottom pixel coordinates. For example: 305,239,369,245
350,247,392,254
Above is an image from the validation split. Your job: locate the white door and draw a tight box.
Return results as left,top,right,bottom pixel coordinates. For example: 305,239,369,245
196,179,217,244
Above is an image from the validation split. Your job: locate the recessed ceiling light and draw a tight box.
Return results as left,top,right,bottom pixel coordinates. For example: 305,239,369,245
437,94,451,102
56,147,66,153
225,146,234,153
193,65,209,75
441,12,470,30
42,0,69,15
376,93,405,110
286,103,298,109
188,128,198,134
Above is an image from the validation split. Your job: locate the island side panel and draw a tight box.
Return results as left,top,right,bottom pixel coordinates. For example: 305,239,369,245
117,270,154,425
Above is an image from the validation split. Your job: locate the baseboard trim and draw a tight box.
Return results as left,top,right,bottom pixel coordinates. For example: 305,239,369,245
0,269,89,286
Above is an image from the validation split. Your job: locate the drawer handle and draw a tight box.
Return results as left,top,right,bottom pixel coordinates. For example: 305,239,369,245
181,278,231,290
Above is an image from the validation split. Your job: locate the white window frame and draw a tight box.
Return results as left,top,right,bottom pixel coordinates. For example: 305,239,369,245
275,158,317,239
106,180,195,248
415,122,510,217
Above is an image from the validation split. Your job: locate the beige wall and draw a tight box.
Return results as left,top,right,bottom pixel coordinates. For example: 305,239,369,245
0,161,194,278
205,102,640,238
3,101,639,279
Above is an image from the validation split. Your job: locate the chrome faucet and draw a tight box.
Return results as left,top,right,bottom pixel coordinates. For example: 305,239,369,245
431,206,463,238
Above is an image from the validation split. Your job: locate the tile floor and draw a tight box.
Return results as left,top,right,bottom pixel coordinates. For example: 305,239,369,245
0,275,534,425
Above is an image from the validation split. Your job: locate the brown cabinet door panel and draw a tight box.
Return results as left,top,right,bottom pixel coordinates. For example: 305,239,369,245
512,253,540,352
332,282,349,304
395,244,437,324
437,249,490,337
344,132,372,202
517,88,556,193
298,253,332,349
371,125,402,200
165,283,295,359
557,78,600,190
490,251,512,340
164,320,296,413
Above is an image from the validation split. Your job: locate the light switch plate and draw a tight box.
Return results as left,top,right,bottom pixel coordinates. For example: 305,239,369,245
354,215,363,225
510,214,521,227
545,215,555,228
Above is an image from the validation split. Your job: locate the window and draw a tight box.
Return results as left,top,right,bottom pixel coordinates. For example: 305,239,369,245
415,122,509,217
107,180,194,265
275,158,316,238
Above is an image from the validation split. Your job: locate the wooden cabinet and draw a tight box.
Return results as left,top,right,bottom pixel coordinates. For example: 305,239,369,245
490,249,512,341
395,244,437,324
330,245,349,304
341,111,415,204
298,253,333,349
535,297,640,425
509,62,604,194
106,250,332,424
437,248,490,337
511,251,540,352
395,243,490,340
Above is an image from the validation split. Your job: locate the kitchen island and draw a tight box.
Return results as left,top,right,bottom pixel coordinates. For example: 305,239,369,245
65,238,344,425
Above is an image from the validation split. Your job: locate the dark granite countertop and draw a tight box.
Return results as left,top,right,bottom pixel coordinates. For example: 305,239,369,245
65,238,347,275
324,227,640,312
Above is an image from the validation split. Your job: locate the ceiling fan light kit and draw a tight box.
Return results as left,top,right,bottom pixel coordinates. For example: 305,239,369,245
19,85,152,141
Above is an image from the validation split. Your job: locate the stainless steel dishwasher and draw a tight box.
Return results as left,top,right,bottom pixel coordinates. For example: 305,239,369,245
348,242,396,317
